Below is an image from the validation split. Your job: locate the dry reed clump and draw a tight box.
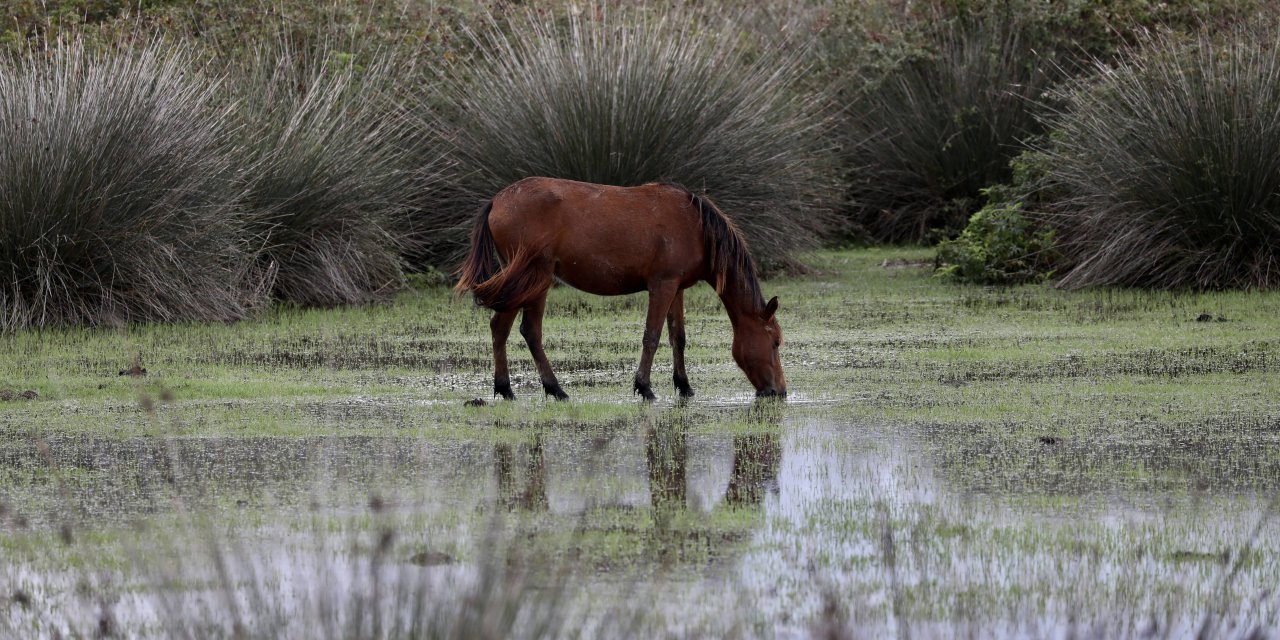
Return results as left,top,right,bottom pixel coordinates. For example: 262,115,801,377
417,7,839,269
0,43,263,331
841,12,1060,244
1038,29,1280,290
230,42,442,307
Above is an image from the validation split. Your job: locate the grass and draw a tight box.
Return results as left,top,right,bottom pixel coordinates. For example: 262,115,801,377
2,248,1279,636
3,247,1279,427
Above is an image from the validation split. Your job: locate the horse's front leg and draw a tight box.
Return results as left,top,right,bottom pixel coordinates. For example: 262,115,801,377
667,289,694,398
635,282,678,401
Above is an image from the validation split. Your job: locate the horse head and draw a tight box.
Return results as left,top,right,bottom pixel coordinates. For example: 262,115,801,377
732,296,786,398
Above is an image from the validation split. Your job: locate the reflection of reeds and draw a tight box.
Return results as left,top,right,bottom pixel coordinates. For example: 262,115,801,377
9,397,755,637
1197,493,1280,639
137,512,600,638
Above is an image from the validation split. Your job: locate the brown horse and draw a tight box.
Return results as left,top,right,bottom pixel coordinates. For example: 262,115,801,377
455,177,785,401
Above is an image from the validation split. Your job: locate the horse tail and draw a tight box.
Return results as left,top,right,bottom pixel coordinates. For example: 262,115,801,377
470,245,553,312
455,201,499,297
455,201,552,312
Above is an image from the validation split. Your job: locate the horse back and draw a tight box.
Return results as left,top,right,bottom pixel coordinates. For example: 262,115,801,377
487,177,708,296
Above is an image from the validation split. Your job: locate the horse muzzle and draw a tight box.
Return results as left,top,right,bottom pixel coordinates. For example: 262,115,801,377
755,387,787,399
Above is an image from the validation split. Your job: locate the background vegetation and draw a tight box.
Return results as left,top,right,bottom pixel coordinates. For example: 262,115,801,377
3,0,1280,330
0,43,261,330
421,8,837,268
1035,28,1280,290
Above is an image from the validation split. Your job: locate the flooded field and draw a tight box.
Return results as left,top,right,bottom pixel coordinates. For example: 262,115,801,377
2,249,1279,637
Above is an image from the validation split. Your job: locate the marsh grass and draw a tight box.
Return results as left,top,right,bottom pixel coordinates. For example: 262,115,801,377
1038,29,1280,290
0,42,262,331
421,6,838,268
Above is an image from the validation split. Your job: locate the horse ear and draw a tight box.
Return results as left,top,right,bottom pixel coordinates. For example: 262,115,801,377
763,296,778,321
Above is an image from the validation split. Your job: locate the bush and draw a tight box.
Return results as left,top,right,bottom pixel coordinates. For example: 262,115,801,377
1037,30,1280,289
419,7,839,269
0,43,261,331
230,43,437,307
936,202,1058,285
841,10,1061,244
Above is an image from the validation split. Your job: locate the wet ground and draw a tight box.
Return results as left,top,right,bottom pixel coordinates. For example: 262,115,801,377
2,249,1279,637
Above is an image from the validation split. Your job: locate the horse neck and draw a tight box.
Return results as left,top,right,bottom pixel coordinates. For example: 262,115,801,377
715,271,763,329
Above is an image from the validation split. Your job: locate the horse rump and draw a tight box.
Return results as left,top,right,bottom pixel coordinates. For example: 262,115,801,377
455,202,551,312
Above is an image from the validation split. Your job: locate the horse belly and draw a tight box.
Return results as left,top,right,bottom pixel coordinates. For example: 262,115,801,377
552,252,650,295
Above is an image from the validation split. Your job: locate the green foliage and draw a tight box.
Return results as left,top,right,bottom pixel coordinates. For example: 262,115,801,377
936,203,1058,285
1023,0,1264,61
1038,29,1280,289
0,43,262,331
421,7,839,269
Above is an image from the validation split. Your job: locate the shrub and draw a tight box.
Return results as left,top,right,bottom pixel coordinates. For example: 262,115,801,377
230,44,439,307
0,43,261,331
841,11,1061,244
936,202,1058,285
420,7,839,269
1037,30,1280,290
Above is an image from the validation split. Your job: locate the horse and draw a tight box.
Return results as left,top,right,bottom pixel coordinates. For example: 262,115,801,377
455,177,786,401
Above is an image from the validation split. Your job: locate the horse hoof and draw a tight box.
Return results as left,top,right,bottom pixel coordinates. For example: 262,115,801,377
494,380,515,401
633,380,656,402
543,382,570,401
673,375,694,398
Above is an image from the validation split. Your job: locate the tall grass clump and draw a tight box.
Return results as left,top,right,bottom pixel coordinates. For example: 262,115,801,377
842,12,1060,243
0,43,260,331
424,7,838,269
231,44,436,307
1038,30,1280,290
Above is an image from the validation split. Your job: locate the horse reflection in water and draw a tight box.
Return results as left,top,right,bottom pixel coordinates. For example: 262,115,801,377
491,420,780,518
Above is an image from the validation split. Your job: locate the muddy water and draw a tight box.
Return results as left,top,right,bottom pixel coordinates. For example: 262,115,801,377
743,419,1280,637
2,411,1278,637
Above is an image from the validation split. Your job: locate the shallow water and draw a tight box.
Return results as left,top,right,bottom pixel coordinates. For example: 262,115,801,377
3,405,1277,638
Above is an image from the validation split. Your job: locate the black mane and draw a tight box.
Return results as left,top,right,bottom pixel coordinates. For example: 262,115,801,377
657,183,764,308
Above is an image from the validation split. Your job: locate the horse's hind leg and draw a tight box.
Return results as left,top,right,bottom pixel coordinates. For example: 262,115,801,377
490,310,518,400
667,289,694,398
520,294,569,401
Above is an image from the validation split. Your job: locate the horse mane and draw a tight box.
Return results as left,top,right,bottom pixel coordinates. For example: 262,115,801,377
658,183,764,309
